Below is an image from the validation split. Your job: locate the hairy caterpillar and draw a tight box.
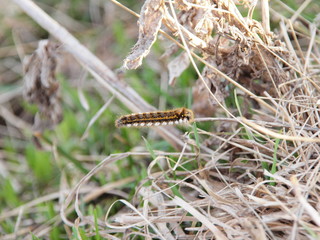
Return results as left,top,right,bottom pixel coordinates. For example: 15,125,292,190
115,108,194,128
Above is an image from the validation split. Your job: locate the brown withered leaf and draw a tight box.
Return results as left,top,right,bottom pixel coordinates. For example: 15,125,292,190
168,51,190,86
174,0,193,11
123,0,165,69
23,40,63,133
177,0,214,43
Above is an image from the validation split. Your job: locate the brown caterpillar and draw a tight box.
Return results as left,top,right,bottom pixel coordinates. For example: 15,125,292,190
115,108,194,128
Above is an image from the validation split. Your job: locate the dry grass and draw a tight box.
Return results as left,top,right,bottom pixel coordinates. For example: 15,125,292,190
1,0,320,239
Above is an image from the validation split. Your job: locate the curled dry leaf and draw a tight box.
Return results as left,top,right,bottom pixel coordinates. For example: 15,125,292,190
176,0,214,43
168,51,190,86
174,0,193,11
23,40,63,133
123,0,165,69
162,4,209,50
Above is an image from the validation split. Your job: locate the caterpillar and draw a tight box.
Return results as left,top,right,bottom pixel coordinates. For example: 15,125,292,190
115,108,194,128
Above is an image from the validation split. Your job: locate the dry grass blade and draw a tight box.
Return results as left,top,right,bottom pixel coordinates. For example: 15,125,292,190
81,95,115,140
105,199,167,240
241,117,320,143
61,153,130,226
173,196,229,240
291,175,320,227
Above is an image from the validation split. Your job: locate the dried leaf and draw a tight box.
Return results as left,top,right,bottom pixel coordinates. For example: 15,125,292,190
23,40,62,133
178,0,213,42
174,0,193,11
163,8,208,49
123,0,165,69
168,51,190,86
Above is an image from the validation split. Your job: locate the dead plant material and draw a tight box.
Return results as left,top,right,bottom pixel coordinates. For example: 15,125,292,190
23,40,63,133
125,0,296,107
168,51,190,86
123,0,165,69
